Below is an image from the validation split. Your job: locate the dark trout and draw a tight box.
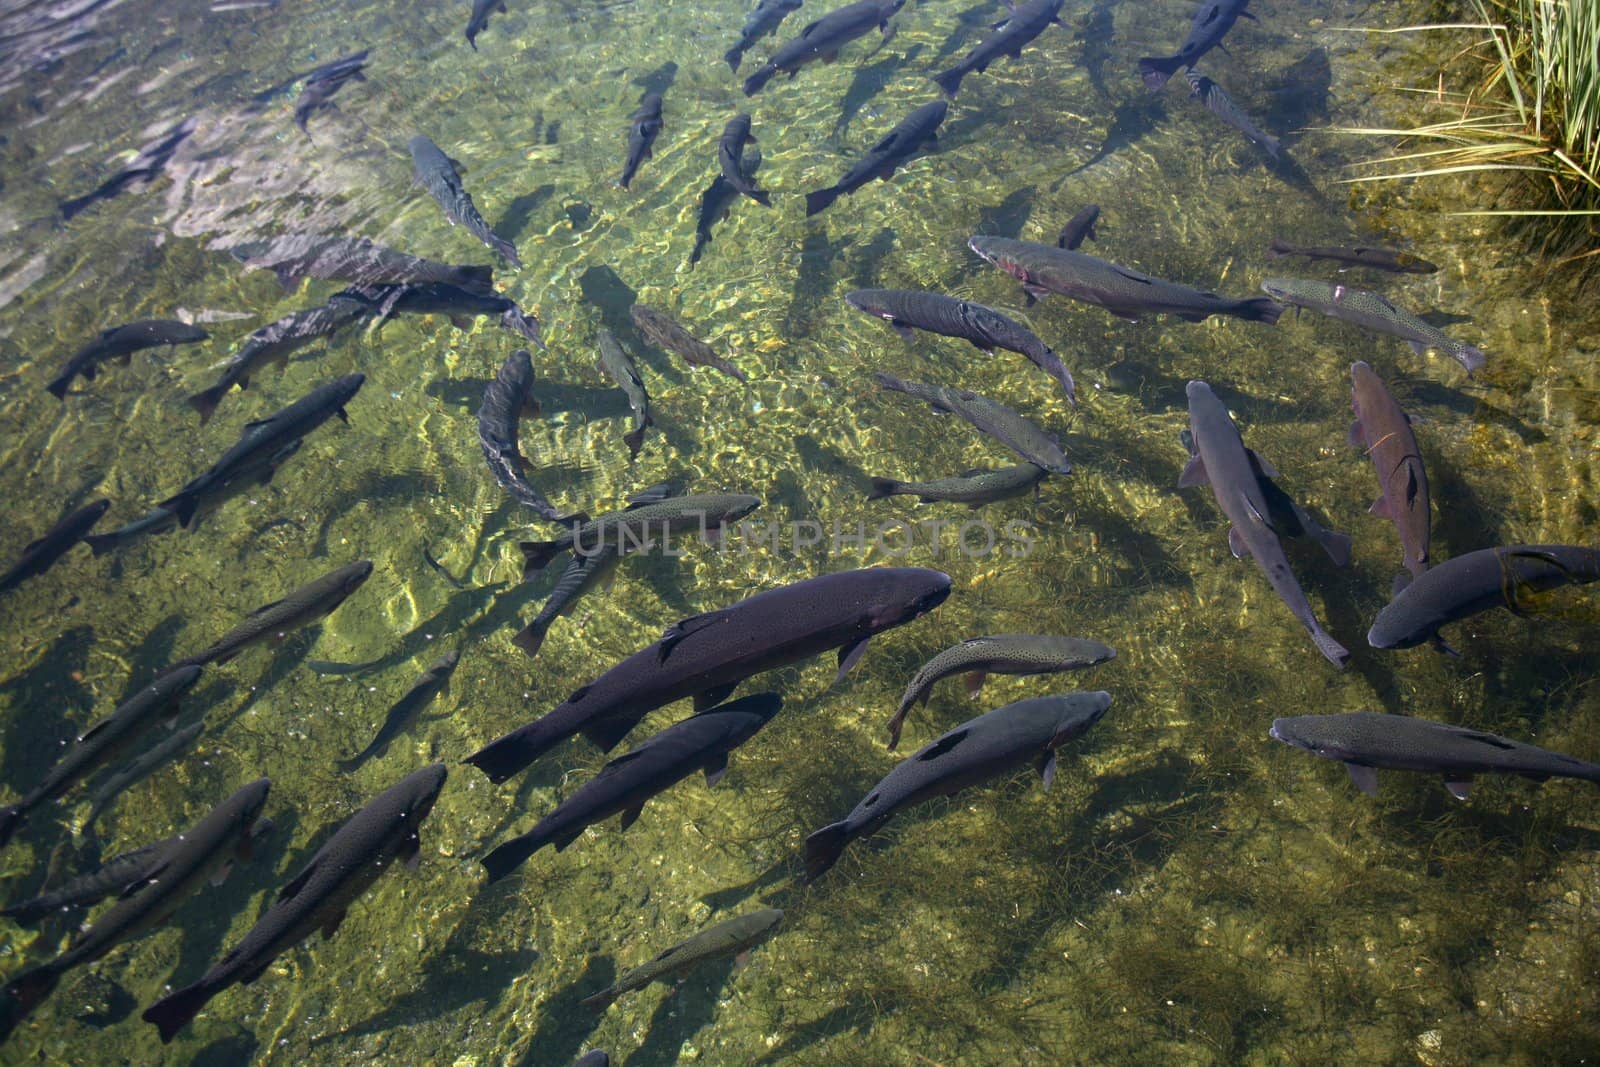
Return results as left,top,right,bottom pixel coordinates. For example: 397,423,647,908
1268,237,1438,275
931,0,1063,98
618,93,663,191
1261,276,1486,376
742,0,904,95
167,560,373,672
805,99,945,216
1349,361,1430,579
48,320,209,400
339,651,460,772
186,298,369,424
478,349,583,524
60,116,196,220
1138,0,1254,90
227,233,494,292
718,114,771,206
596,328,654,458
0,499,110,593
293,50,368,133
726,0,803,71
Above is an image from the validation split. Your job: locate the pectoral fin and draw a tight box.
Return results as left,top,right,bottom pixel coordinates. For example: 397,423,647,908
320,908,347,940
1177,453,1208,488
619,804,645,831
962,670,987,697
1039,750,1058,791
694,682,739,712
1345,763,1379,796
704,753,729,787
1226,525,1248,559
1444,777,1473,800
834,637,870,684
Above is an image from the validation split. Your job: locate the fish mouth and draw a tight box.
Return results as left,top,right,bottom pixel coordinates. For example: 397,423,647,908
1258,280,1292,303
1268,719,1288,743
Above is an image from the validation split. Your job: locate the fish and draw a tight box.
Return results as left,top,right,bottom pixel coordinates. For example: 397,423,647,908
2,840,169,925
1186,71,1278,158
726,0,803,71
186,298,369,424
167,560,373,673
1349,361,1430,580
293,49,368,133
690,144,763,267
0,779,272,1040
618,93,663,191
743,0,905,95
480,692,782,881
1367,545,1600,655
969,236,1283,324
84,720,205,829
0,666,203,850
465,567,952,782
931,0,1063,98
572,1054,610,1067
517,492,761,576
512,547,620,658
164,374,366,527
1137,0,1254,91
466,0,507,49
846,288,1075,402
227,234,494,292
867,463,1047,507
630,304,748,383
805,99,945,216
1260,277,1486,376
1180,380,1349,667
873,372,1071,475
409,135,521,269
338,651,460,772
805,692,1111,879
339,281,543,347
47,320,210,400
59,116,196,220
0,499,110,593
1270,713,1600,799
718,114,771,206
1268,237,1438,275
886,635,1116,750
1056,204,1099,251
596,328,654,458
142,764,447,1043
478,349,584,525
581,908,784,1010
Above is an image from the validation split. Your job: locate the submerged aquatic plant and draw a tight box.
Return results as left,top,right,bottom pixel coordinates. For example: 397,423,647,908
1331,0,1600,279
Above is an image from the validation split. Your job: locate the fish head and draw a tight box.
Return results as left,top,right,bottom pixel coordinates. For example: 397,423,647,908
867,568,953,629
843,290,890,318
331,372,367,403
720,495,763,524
1049,691,1112,746
335,559,376,596
231,777,274,830
967,236,1015,275
1258,278,1301,305
396,763,449,826
1268,716,1352,761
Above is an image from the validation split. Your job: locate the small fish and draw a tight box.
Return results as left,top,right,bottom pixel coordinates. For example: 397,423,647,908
293,50,368,133
60,116,196,220
340,281,543,347
726,0,803,71
0,779,272,1041
690,145,763,268
1270,713,1600,799
618,93,663,191
873,372,1071,475
805,692,1111,879
517,492,761,575
1367,545,1600,655
847,288,1074,402
1268,237,1438,275
581,908,784,1010
718,114,771,206
48,320,209,400
466,0,508,49
164,374,366,528
481,692,782,881
596,329,654,458
1056,204,1099,251
187,298,369,424
464,567,951,782
1180,380,1348,667
142,764,447,1043
84,720,205,829
0,666,202,850
512,547,620,658
630,304,748,382
1349,361,1430,579
1186,71,1278,158
227,234,494,292
0,499,110,593
743,0,904,95
410,135,521,268
867,464,1047,507
886,635,1116,750
478,349,583,524
339,651,460,772
1138,0,1254,91
1262,277,1485,376
970,236,1282,324
931,0,1063,98
805,99,945,217
167,560,373,673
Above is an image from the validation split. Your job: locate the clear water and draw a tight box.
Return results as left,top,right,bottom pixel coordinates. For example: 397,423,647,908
2,0,1599,1063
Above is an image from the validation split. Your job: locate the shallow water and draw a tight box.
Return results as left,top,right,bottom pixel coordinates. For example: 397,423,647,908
1,0,1598,1062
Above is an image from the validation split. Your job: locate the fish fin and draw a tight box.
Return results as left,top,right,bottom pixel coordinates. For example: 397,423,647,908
693,682,739,712
889,319,917,341
1345,763,1379,796
1240,9,1259,19
579,716,637,753
1226,525,1248,559
399,830,422,870
803,821,851,881
1320,530,1354,567
143,982,212,1043
1392,572,1413,597
658,609,728,662
119,859,169,898
866,477,901,501
1244,449,1280,480
704,753,729,787
1431,633,1462,658
804,187,839,217
1368,494,1393,518
1022,283,1051,303
519,539,567,577
619,803,645,831
1039,750,1058,791
1177,454,1208,488
480,835,540,883
1444,778,1473,800
931,68,963,98
320,908,347,940
209,859,235,887
834,638,870,684
1240,494,1274,532
917,729,970,763
627,481,677,507
276,855,323,902
963,670,987,697
1453,345,1487,376
511,620,549,658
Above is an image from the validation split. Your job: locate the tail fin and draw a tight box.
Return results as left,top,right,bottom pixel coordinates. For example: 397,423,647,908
742,66,776,96
45,373,73,400
1311,627,1351,669
453,264,496,293
622,423,647,459
931,66,965,98
866,477,902,501
724,45,744,72
82,533,120,557
518,539,568,578
804,187,840,217
0,805,26,849
803,821,851,881
1319,529,1354,568
1237,297,1284,325
581,985,619,1011
1453,344,1487,377
142,981,212,1044
0,967,60,1042
187,385,226,425
1137,55,1181,91
479,832,544,884
510,619,549,658
463,727,542,785
59,194,94,221
1268,237,1293,258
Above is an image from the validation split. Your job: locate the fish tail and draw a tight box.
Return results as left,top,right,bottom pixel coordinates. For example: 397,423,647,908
1238,296,1284,325
1137,55,1180,90
724,45,744,72
742,66,775,96
44,372,73,400
622,423,647,459
510,619,549,658
480,831,546,884
0,805,26,849
866,477,903,501
59,194,93,221
462,728,541,785
802,821,851,881
581,985,619,1011
517,539,566,578
81,533,118,557
1454,344,1487,376
142,981,213,1044
456,264,496,292
3,965,61,1025
804,187,839,217
1268,237,1293,257
1311,627,1351,669
186,385,225,425
931,66,965,98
